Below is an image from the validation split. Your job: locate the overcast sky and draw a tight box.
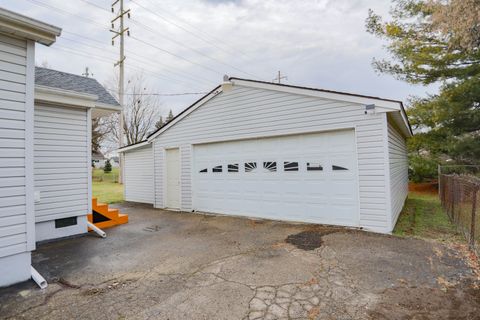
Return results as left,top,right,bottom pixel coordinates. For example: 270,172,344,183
2,0,436,116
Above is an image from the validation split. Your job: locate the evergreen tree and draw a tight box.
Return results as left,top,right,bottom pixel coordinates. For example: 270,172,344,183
155,116,164,129
104,159,112,173
366,0,480,164
166,109,174,123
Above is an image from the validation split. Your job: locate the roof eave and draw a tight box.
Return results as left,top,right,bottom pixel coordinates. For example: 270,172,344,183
146,85,223,141
230,78,403,110
229,77,412,136
117,141,150,153
35,85,97,108
0,8,61,46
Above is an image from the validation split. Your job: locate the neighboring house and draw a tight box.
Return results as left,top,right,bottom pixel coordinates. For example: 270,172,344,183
92,150,107,168
0,8,61,287
34,67,121,243
109,156,120,168
119,78,411,234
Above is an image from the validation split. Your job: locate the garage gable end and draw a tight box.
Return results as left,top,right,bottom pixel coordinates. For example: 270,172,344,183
146,80,410,145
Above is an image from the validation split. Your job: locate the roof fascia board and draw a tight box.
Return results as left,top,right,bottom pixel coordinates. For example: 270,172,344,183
35,85,97,108
95,101,122,111
231,78,412,135
118,141,150,153
390,111,413,137
231,79,402,110
147,86,223,141
0,8,61,46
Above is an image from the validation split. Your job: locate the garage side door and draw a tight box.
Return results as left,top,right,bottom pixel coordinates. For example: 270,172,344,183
193,130,359,226
124,146,154,204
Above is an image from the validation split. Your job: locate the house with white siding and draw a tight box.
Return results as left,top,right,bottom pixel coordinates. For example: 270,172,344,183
0,8,61,287
119,77,411,234
0,7,121,287
33,67,121,242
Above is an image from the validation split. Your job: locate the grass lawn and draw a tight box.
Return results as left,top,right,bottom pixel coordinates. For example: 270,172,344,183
394,191,462,243
92,167,119,183
92,168,123,204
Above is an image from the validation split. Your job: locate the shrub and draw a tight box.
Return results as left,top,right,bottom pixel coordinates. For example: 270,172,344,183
409,155,438,183
104,159,112,173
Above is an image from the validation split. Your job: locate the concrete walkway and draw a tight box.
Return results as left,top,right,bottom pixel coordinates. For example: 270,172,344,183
0,202,479,319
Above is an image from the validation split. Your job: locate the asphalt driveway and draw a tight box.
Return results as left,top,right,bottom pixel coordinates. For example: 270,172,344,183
1,203,479,320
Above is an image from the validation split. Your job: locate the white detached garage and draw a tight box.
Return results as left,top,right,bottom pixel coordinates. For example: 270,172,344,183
119,78,411,233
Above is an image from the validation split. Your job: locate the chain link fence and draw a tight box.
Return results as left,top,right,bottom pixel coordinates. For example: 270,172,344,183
439,172,480,254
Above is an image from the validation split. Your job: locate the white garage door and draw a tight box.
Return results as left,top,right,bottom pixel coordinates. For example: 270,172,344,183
192,130,359,226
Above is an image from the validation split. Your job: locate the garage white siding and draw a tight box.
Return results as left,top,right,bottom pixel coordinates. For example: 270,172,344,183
153,85,391,231
0,34,28,259
34,104,89,223
124,145,154,204
388,118,408,228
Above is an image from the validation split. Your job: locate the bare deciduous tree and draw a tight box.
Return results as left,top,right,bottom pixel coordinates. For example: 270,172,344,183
107,74,162,146
92,117,111,152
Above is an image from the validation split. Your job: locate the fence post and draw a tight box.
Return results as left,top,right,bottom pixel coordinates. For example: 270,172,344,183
438,165,441,200
451,177,456,221
470,187,478,250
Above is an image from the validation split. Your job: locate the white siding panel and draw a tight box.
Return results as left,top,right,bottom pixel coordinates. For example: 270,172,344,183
34,104,89,222
0,35,27,258
152,85,390,231
124,145,154,204
388,119,409,228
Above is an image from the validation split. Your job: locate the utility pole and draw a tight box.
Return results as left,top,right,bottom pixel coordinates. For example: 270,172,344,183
273,71,287,84
111,0,130,184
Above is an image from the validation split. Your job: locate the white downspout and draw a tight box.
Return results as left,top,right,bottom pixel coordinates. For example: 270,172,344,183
31,266,47,289
87,221,106,238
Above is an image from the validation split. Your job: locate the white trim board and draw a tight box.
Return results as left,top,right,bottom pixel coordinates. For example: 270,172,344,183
35,85,97,109
0,7,61,46
25,39,35,251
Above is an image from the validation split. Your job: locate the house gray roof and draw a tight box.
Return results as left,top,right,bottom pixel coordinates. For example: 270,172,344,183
35,67,119,106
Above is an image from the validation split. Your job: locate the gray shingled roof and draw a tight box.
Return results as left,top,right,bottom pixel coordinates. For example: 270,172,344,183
35,67,119,106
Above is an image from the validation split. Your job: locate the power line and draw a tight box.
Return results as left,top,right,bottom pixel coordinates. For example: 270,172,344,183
76,0,258,79
77,0,257,78
26,0,228,79
61,31,216,85
57,39,196,86
105,89,208,96
26,0,108,29
134,0,251,60
53,44,210,90
129,19,258,78
129,35,222,76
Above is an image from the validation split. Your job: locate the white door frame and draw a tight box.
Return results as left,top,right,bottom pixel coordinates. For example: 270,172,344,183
165,147,181,209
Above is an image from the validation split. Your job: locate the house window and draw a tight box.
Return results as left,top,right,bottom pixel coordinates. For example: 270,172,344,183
307,162,323,171
245,162,257,172
332,165,348,171
228,164,239,172
284,161,298,171
263,161,277,172
212,165,223,173
199,168,208,173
